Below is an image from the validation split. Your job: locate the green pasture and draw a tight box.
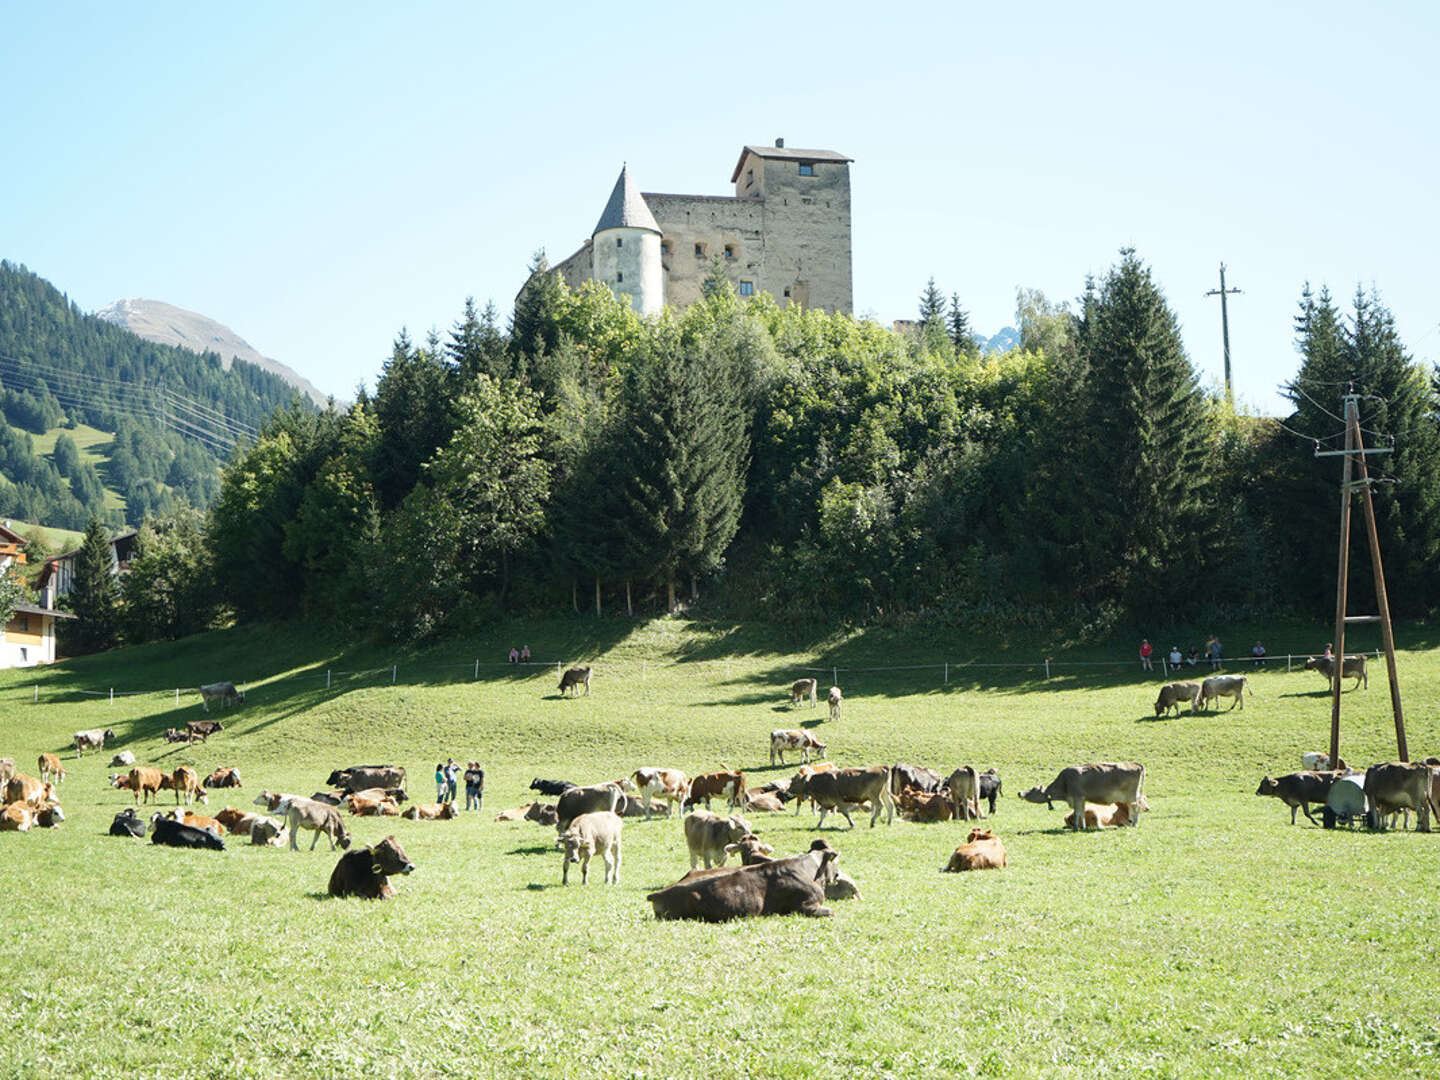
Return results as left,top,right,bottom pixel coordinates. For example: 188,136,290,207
1,619,1438,1080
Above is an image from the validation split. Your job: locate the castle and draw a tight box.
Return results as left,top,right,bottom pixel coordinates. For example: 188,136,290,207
549,140,853,317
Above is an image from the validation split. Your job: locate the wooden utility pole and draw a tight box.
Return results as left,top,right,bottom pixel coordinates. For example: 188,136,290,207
1319,393,1406,766
1205,264,1241,405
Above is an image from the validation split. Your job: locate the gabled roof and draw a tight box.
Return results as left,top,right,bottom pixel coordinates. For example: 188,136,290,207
730,145,853,183
12,602,75,620
593,166,661,236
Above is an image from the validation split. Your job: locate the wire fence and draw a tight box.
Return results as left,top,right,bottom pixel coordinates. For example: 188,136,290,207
12,647,1385,709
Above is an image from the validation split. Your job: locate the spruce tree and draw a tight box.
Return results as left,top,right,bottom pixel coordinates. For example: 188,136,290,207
917,278,950,355
64,516,120,652
511,250,567,360
948,293,978,359
371,329,456,510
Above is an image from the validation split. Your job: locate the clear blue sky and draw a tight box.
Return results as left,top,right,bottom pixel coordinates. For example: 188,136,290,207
3,2,1436,415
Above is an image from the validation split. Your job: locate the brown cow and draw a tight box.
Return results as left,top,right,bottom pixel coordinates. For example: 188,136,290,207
1365,763,1432,832
3,774,55,809
171,766,207,805
1062,802,1143,829
646,839,841,921
685,769,745,811
947,766,982,821
402,802,458,821
897,788,953,822
178,810,227,835
37,753,66,784
0,803,36,831
1019,762,1147,831
789,761,839,815
788,766,895,829
121,766,165,805
494,804,534,822
943,828,1008,871
214,808,266,836
558,666,593,696
205,767,243,789
743,790,787,814
1154,681,1202,717
346,791,402,816
328,835,414,899
559,811,623,885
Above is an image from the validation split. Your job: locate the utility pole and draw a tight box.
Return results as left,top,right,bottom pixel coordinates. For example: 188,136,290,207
1204,264,1241,405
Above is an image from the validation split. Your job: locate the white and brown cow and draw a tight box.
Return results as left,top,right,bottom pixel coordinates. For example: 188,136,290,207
624,768,689,821
769,729,827,766
685,769,745,811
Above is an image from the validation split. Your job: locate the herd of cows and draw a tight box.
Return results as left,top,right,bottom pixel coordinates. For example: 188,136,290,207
2,657,1436,921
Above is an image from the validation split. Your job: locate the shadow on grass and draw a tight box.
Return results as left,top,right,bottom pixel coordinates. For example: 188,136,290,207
507,844,556,855
305,891,333,901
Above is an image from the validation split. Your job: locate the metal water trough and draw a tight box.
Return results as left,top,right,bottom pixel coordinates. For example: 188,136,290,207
1322,771,1375,829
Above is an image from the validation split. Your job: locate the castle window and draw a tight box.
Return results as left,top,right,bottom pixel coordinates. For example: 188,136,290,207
783,288,791,298
724,244,736,260
616,271,623,282
694,242,707,258
798,162,815,176
661,242,671,257
739,281,754,296
616,237,623,247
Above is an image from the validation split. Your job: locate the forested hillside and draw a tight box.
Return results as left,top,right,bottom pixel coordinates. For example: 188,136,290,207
196,250,1440,643
0,261,310,528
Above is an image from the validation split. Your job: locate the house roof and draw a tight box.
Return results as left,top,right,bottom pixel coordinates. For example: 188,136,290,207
0,521,27,546
593,166,661,236
730,145,852,183
12,602,75,620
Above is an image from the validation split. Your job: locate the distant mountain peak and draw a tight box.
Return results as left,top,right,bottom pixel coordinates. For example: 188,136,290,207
96,298,329,405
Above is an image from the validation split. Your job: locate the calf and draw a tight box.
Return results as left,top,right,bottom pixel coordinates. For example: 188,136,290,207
524,802,559,826
250,818,288,846
743,790,786,814
346,792,401,816
943,828,1008,872
74,728,115,757
558,666,592,696
1301,752,1347,772
178,811,226,834
205,767,243,789
285,797,352,851
827,686,843,722
0,804,35,831
1062,802,1141,829
559,811,623,884
947,766,981,821
683,810,755,869
37,753,65,784
328,835,415,899
685,769,745,811
529,778,576,797
215,808,266,836
402,802,458,821
790,678,818,707
186,720,223,742
162,728,190,744
3,774,55,809
978,768,1003,816
150,815,225,851
897,788,953,822
110,807,147,837
1255,771,1340,825
493,804,534,822
646,840,841,921
769,729,827,767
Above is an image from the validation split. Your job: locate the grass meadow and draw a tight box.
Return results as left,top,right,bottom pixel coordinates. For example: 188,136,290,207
1,618,1438,1079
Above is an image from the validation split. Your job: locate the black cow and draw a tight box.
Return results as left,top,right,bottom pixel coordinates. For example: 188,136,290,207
890,763,944,795
978,768,1003,815
1255,771,1341,825
186,720,224,742
530,778,577,797
646,839,841,921
329,835,416,899
150,816,225,850
110,808,147,837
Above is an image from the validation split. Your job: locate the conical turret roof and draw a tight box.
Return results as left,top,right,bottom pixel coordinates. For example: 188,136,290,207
593,165,661,236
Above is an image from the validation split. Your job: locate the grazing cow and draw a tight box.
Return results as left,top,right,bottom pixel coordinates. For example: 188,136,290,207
1062,802,1143,829
1019,762,1147,831
0,758,13,784
402,801,458,821
890,763,944,796
120,766,165,805
790,678,818,707
1364,762,1432,832
150,815,225,850
346,792,401,817
3,774,55,809
74,728,115,757
1200,675,1251,712
943,828,1008,872
109,750,135,768
250,818,288,846
947,766,981,821
205,767,243,789
789,766,895,829
285,797,352,851
37,753,65,784
162,728,190,744
978,768,1003,816
683,810,756,869
897,788,953,822
0,804,35,831
827,686,843,722
328,835,414,899
198,682,244,712
1305,654,1368,690
769,729,827,767
326,766,408,794
685,769,745,811
646,839,841,921
1301,752,1346,772
110,807,147,837
1154,681,1202,717
555,783,626,831
743,790,787,814
558,666,592,697
1255,771,1340,825
559,810,623,885
529,778,577,797
186,720,223,742
171,766,207,805
625,767,690,820
524,802,559,826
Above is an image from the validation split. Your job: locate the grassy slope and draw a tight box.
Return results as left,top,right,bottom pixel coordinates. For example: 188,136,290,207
16,420,126,514
1,618,1438,1080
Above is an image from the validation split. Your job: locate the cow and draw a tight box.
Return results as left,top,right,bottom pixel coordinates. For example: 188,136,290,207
743,790,787,814
37,753,65,784
1364,762,1432,832
529,778,577,797
74,728,115,757
0,804,35,831
646,839,841,921
253,790,303,814
162,728,190,744
559,810,623,885
215,808,266,836
769,729,827,767
36,805,64,829
1200,675,1251,712
683,810,756,869
943,828,1008,872
0,758,13,784
402,801,458,821
897,788,953,822
346,792,402,816
790,678,818,707
186,720,223,742
285,797,352,851
524,802,559,826
947,766,981,821
3,774,55,809
250,818,288,846
685,769,745,811
978,768,1003,816
624,767,690,820
150,815,225,850
120,766,165,805
204,767,243,789
326,766,408,794
555,783,626,832
1154,681,1202,717
789,762,838,815
110,807,147,837
789,766,895,829
558,666,592,696
494,804,534,822
1301,752,1346,772
1019,762,1147,831
328,835,414,899
198,682,244,712
109,750,135,768
178,811,226,834
620,797,668,819
1255,771,1341,825
1062,802,1144,829
171,766,207,805
1305,654,1368,690
828,686,843,722
890,763,944,796
310,792,345,806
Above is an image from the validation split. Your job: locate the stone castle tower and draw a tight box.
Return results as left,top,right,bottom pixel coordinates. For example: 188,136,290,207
549,140,853,316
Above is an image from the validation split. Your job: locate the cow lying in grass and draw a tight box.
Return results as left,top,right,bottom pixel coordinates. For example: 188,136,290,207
329,836,415,899
646,839,842,921
943,829,1007,872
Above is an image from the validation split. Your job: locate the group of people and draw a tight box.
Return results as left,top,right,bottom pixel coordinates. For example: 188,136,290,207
1138,636,1236,671
507,645,532,664
434,758,486,810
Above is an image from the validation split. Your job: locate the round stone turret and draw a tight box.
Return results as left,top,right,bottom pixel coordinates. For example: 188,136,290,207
591,165,663,316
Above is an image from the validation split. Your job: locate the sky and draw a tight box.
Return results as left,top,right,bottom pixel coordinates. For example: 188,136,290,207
3,2,1437,416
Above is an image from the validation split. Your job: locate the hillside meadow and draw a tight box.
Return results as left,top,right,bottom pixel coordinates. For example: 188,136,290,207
1,618,1438,1079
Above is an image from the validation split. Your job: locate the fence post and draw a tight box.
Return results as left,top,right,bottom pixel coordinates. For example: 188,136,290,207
109,687,114,705
1045,658,1051,679
1161,659,1168,676
33,683,38,703
392,664,397,684
833,666,838,687
944,662,948,684
175,688,179,706
1287,654,1292,673
475,659,480,680
326,669,331,690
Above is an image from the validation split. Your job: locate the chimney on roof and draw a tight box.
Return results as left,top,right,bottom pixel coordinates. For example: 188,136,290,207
775,137,784,148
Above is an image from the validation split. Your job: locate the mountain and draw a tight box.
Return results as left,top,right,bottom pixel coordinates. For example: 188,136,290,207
978,326,1020,354
97,298,329,406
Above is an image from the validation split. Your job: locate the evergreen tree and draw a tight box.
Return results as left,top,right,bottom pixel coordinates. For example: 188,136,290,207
0,559,24,629
370,329,456,510
916,278,950,355
511,250,567,360
121,503,218,642
447,297,509,382
63,516,120,653
948,294,978,359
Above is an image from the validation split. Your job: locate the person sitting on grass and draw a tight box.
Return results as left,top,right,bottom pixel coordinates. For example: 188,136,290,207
1251,641,1267,667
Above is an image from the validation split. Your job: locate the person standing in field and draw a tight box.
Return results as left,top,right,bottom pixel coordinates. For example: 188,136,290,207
1207,636,1223,670
434,763,446,802
465,762,485,810
1139,639,1153,670
444,758,460,804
